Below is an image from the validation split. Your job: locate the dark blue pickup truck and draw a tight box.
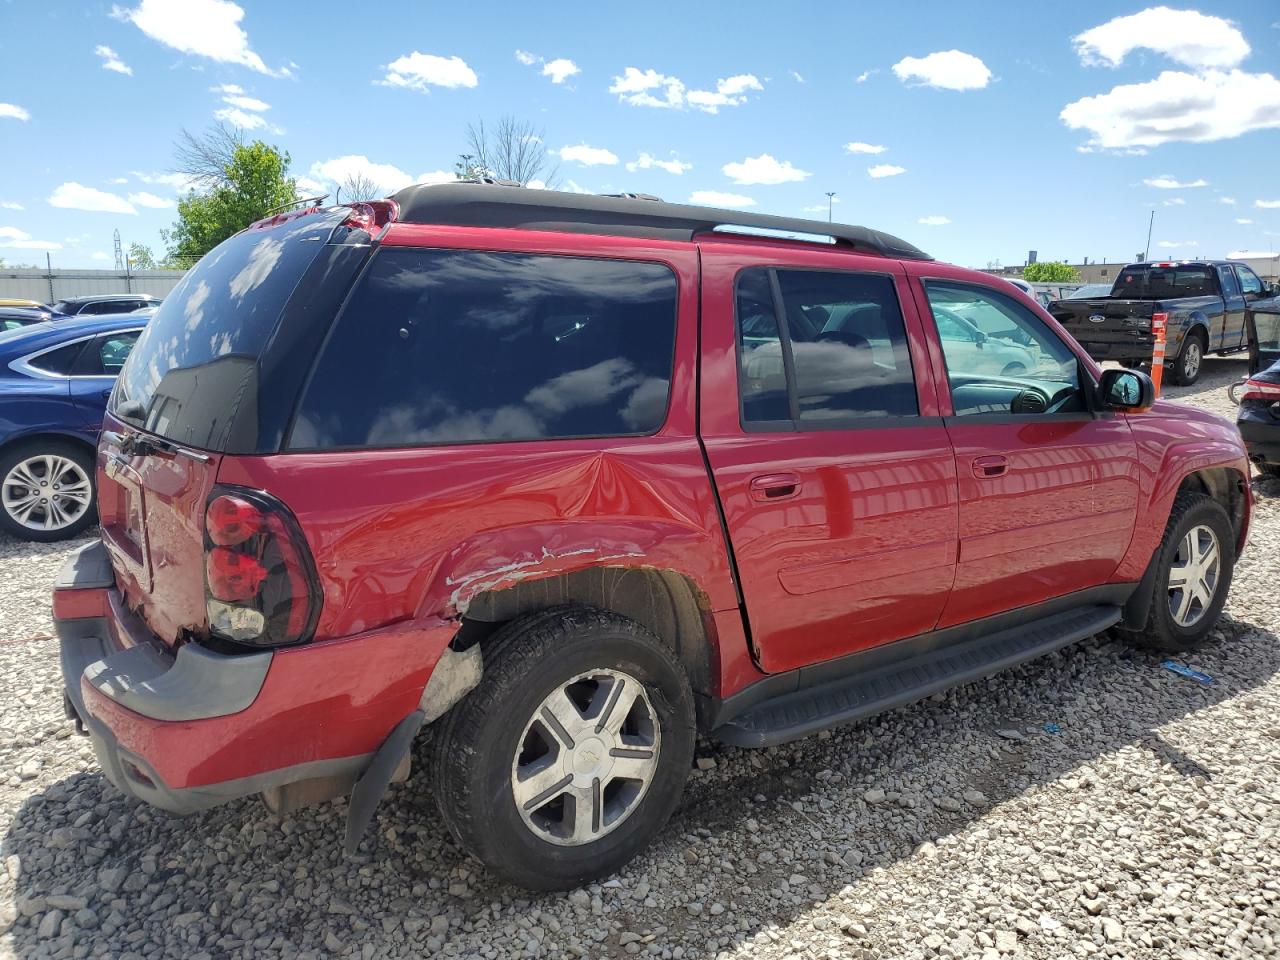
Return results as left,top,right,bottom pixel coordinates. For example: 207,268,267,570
1050,260,1278,386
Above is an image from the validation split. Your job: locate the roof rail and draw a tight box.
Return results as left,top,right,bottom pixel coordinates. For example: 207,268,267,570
388,182,931,260
263,194,328,217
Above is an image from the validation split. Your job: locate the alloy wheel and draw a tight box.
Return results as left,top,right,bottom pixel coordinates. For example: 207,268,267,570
511,669,661,846
1167,523,1220,627
1183,340,1202,380
1,455,92,532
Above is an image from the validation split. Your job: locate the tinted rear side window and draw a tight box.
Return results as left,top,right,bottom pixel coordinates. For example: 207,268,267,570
290,248,678,449
113,216,334,449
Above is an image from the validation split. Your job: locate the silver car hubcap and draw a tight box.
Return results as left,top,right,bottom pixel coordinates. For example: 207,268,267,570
1168,524,1220,627
511,669,661,846
2,455,92,531
1184,341,1201,378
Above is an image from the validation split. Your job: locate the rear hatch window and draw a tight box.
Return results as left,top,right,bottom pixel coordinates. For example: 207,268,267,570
111,213,342,452
1113,264,1216,299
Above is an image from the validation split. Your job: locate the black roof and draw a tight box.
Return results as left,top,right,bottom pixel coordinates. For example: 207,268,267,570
56,293,159,304
389,182,931,260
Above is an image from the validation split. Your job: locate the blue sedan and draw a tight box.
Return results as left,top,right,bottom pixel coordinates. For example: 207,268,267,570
0,313,150,541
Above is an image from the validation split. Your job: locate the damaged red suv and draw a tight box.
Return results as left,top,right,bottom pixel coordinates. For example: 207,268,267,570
54,184,1251,889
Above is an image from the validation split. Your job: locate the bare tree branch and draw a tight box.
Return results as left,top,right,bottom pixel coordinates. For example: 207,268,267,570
173,121,244,189
338,171,383,202
463,116,560,187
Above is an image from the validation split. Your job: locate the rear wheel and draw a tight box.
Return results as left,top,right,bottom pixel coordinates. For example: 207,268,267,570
1123,491,1234,652
1258,463,1280,479
1170,331,1206,386
0,442,96,542
430,606,695,890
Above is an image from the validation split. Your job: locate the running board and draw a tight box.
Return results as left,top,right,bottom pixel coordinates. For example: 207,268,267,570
714,604,1120,748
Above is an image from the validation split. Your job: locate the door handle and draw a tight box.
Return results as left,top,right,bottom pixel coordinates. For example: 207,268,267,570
749,473,801,502
972,456,1009,479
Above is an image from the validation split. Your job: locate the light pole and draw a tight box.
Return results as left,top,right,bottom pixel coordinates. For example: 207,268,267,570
826,192,837,222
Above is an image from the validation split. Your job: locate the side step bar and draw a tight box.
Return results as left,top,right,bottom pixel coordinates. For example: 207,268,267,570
714,604,1120,748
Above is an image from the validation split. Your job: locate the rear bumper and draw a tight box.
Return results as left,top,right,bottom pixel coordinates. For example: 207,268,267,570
54,541,457,814
1239,417,1280,466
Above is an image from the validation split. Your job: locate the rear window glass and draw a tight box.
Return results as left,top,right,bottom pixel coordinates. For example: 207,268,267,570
112,217,331,448
289,248,678,449
1113,265,1216,299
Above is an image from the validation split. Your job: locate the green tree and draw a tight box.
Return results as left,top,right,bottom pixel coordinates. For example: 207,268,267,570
127,242,156,271
1023,261,1079,283
162,139,297,261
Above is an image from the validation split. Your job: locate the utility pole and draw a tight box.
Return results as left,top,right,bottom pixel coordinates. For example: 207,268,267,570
1143,210,1155,261
825,192,837,222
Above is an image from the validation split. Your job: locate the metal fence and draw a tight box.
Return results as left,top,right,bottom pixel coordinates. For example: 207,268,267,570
0,268,187,305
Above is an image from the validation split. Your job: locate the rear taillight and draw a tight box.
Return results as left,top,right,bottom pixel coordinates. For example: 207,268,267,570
1230,378,1280,404
204,488,320,647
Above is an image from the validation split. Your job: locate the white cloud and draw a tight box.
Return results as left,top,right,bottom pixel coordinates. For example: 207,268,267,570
48,182,137,215
1257,199,1280,209
414,170,456,185
132,170,197,191
855,69,877,83
128,191,173,209
801,199,840,213
1156,240,1198,248
1236,218,1254,225
222,93,269,111
381,52,478,92
689,190,756,209
514,50,537,66
868,164,906,178
892,50,991,91
1220,196,1237,205
844,141,886,155
111,0,287,76
722,154,809,185
91,251,110,261
1072,7,1250,70
294,175,328,197
687,74,763,113
609,68,761,112
0,226,63,251
542,58,580,84
310,155,415,193
790,70,805,83
1229,250,1280,259
1144,175,1207,189
212,82,243,94
1163,197,1186,206
214,106,270,129
1061,69,1280,151
0,201,22,210
559,180,593,195
0,103,30,121
559,144,618,166
625,153,692,175
95,44,133,75
918,215,951,226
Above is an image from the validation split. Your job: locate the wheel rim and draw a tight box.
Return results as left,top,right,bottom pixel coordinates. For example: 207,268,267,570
1167,523,1220,627
1184,341,1201,379
2,455,92,532
511,668,661,847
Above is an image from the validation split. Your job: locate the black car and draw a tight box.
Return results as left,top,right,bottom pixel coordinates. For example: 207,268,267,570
0,306,56,331
1231,309,1280,477
49,293,161,316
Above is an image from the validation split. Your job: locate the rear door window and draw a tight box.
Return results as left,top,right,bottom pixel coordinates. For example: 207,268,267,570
73,330,141,376
28,340,88,376
289,248,679,449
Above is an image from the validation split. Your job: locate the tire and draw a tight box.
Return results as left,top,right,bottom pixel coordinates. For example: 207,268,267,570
0,441,97,542
1169,330,1206,386
1125,491,1234,653
430,605,695,890
1258,463,1280,480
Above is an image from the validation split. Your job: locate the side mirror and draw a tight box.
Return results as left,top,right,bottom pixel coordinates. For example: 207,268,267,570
974,329,987,348
1100,368,1154,412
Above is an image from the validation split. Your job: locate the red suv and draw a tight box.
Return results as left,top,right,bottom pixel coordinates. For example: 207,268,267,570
53,185,1251,889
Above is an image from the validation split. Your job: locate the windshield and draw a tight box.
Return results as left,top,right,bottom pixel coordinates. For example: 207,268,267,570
1112,265,1216,299
112,214,338,450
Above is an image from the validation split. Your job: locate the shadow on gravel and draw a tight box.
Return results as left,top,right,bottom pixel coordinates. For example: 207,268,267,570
4,612,1278,958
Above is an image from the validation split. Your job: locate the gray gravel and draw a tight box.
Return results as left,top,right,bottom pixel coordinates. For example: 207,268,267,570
2,355,1278,959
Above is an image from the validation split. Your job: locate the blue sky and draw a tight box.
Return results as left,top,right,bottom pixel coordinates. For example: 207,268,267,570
2,1,1279,269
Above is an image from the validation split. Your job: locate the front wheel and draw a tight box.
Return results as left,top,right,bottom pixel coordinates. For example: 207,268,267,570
1170,332,1205,386
1124,491,1234,652
430,606,695,890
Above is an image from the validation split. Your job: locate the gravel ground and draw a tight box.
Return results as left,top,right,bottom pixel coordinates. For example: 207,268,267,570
2,355,1277,960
